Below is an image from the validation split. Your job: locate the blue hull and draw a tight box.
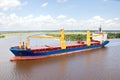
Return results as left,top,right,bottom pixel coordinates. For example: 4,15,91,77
10,40,109,56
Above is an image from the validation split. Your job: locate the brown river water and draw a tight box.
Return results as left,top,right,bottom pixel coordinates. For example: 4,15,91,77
0,36,120,80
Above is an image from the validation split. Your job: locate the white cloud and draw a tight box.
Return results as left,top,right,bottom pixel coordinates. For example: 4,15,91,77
0,13,120,31
83,16,120,30
57,15,67,19
57,0,68,3
104,0,108,1
41,2,48,8
0,13,56,30
114,18,119,20
66,18,76,23
86,16,105,27
0,0,27,11
92,16,104,21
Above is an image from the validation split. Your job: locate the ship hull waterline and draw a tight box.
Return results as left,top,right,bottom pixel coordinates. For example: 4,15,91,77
10,40,109,61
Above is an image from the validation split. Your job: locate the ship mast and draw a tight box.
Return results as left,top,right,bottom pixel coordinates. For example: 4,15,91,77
98,25,102,33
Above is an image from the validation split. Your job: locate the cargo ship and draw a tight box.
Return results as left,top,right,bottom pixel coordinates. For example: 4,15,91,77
10,28,109,61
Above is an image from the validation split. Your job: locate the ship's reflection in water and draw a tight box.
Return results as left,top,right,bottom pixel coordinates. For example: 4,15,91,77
0,36,120,80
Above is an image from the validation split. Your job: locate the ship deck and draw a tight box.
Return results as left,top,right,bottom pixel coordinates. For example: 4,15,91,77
30,40,100,53
10,40,108,61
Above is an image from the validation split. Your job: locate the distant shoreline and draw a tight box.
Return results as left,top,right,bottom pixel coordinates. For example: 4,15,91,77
0,31,120,40
0,34,5,38
0,30,120,33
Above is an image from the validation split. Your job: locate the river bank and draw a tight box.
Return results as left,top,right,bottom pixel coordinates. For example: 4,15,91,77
0,34,5,38
0,31,120,40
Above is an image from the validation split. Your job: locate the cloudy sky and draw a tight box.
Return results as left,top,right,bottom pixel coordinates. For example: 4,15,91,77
0,0,120,31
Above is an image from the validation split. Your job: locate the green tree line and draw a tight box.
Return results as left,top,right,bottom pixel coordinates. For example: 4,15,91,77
49,34,86,41
107,33,120,39
0,34,5,38
48,32,120,41
1,32,120,39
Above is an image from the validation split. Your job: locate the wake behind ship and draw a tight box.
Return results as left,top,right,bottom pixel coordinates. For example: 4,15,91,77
10,28,109,61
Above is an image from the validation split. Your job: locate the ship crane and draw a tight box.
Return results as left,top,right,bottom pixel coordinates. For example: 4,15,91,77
19,29,66,50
